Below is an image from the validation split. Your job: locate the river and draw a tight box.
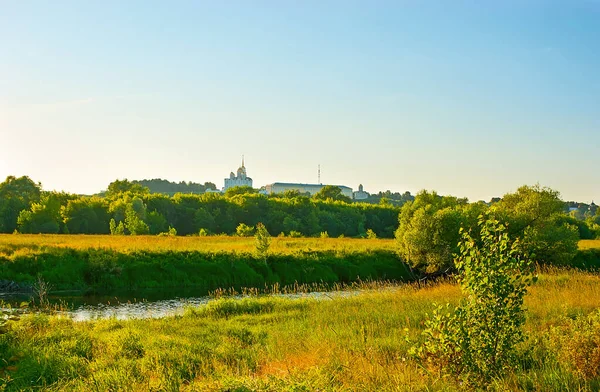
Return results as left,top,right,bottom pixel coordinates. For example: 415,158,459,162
0,288,358,322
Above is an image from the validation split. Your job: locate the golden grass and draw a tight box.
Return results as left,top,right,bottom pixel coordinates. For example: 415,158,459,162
0,233,397,256
579,239,600,250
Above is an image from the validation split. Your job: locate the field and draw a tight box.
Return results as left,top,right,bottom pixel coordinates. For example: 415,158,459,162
0,234,396,256
579,239,600,250
1,269,599,391
0,235,408,294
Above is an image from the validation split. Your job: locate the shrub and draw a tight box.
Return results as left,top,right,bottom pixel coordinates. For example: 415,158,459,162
366,229,377,239
288,231,302,238
255,223,271,261
412,215,536,386
236,223,255,237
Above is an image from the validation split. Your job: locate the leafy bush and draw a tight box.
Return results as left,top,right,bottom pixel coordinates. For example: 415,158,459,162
236,223,255,237
254,223,271,260
412,215,536,385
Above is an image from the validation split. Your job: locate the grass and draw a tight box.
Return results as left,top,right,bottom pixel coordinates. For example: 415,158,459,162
579,239,600,250
1,269,599,391
0,234,397,257
0,235,410,294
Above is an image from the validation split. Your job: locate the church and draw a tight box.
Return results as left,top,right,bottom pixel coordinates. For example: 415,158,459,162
224,157,253,191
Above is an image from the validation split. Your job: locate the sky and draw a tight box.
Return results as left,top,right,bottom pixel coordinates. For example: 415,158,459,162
1,0,598,202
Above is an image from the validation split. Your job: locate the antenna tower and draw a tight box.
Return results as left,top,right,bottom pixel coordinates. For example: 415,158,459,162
318,164,321,185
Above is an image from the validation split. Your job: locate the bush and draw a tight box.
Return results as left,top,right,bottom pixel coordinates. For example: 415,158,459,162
412,215,536,386
236,223,255,237
254,223,271,261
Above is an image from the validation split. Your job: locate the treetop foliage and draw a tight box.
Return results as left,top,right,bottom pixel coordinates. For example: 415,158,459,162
396,185,587,273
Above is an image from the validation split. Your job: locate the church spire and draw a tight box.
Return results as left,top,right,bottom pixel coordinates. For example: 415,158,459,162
242,155,245,168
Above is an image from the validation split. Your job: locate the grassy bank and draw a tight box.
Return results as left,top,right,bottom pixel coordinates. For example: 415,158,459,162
1,235,599,294
0,236,410,293
1,270,599,391
0,234,397,255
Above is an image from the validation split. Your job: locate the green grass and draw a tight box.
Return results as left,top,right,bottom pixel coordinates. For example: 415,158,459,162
0,234,396,256
0,235,409,294
1,270,599,391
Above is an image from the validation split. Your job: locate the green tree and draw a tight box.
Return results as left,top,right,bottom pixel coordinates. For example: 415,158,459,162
146,211,168,234
492,185,578,265
254,222,271,261
225,186,256,197
62,197,110,234
395,190,473,273
366,228,377,239
313,185,352,203
109,218,125,235
236,223,255,237
106,179,149,197
0,176,42,233
17,192,65,234
124,197,149,235
414,215,536,386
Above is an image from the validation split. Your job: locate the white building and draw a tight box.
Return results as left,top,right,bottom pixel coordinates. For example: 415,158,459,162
353,184,369,200
224,157,253,191
265,182,353,199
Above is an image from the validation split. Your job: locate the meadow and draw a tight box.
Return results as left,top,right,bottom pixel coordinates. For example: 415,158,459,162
579,239,600,250
0,235,408,294
1,269,599,391
0,234,397,256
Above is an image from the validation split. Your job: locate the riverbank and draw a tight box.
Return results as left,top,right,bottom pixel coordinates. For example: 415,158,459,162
1,235,599,296
0,245,412,294
1,269,599,391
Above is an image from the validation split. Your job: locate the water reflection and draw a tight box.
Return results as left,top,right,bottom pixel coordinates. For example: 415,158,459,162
2,290,358,322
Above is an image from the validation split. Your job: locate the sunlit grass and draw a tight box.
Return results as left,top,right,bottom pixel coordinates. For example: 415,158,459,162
0,234,396,257
579,239,600,250
1,270,599,391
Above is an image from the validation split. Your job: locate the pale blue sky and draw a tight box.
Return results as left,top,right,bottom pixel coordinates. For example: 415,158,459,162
1,1,598,202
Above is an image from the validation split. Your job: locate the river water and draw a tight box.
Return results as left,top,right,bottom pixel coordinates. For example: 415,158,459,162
0,289,358,322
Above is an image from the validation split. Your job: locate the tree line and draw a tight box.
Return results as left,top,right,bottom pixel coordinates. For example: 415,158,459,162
1,176,598,257
0,176,399,238
395,185,600,273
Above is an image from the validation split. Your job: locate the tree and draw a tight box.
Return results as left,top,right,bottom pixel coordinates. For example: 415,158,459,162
62,197,110,234
236,223,255,237
225,186,256,197
17,192,64,234
255,222,271,261
492,185,578,265
124,197,149,235
109,218,125,235
106,179,149,197
0,176,42,233
313,185,352,203
413,215,535,386
395,190,474,273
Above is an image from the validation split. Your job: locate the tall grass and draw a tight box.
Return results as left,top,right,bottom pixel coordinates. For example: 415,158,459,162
0,234,397,256
1,270,599,391
0,247,412,294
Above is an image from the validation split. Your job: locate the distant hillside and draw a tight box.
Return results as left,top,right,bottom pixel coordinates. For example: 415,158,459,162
133,179,217,196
